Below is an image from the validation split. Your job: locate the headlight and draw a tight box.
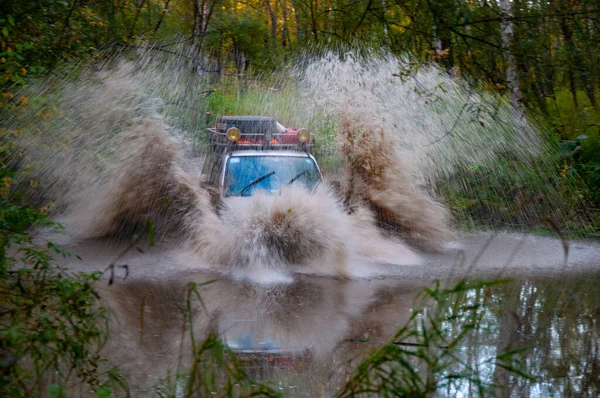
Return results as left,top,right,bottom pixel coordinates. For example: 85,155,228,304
297,128,310,143
227,127,241,142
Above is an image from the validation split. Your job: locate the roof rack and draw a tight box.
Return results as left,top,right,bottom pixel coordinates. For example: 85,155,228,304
206,116,314,152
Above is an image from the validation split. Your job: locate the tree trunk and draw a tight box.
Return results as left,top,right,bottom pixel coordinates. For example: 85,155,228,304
291,0,305,43
568,69,579,108
559,1,597,108
429,1,453,68
191,0,218,49
106,0,118,39
309,0,318,41
381,0,388,43
280,0,289,47
153,0,171,34
493,283,523,398
432,24,442,51
264,0,277,48
499,0,522,109
127,0,147,39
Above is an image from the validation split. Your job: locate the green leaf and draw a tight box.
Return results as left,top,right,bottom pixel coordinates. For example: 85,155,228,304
146,218,155,246
47,384,67,398
96,386,112,398
8,15,15,26
1,27,8,38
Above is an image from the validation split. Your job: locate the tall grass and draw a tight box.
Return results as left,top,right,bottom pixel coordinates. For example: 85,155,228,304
338,280,530,397
153,281,280,398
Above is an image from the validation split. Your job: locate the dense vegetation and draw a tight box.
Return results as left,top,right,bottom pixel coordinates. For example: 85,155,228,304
0,166,115,396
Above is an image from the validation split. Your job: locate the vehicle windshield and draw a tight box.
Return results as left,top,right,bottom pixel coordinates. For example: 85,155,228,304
224,155,321,197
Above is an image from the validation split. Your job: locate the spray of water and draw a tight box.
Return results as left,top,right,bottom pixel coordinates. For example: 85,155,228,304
3,46,559,280
188,185,422,276
295,52,539,172
5,56,208,240
294,52,595,232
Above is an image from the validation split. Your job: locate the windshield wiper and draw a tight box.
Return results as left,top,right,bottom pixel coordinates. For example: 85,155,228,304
238,171,276,196
285,170,310,186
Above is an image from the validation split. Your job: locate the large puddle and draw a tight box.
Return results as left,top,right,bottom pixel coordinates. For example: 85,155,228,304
53,233,600,396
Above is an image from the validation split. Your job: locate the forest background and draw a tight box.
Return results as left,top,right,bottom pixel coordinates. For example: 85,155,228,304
2,0,599,233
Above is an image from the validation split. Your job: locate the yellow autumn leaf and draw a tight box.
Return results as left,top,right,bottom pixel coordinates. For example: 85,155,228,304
0,176,12,195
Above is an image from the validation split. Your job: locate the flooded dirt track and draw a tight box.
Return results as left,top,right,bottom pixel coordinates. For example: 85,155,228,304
52,232,600,397
53,231,600,280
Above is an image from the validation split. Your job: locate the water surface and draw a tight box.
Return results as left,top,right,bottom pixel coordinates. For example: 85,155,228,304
55,232,600,396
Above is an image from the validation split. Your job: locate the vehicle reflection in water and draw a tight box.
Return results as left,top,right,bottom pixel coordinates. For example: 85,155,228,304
97,272,600,397
98,273,419,394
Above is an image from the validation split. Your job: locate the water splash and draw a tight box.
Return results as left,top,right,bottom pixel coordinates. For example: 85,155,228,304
242,50,590,234
295,51,541,180
3,46,564,281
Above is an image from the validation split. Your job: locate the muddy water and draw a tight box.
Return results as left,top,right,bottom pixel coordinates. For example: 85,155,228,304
53,233,600,396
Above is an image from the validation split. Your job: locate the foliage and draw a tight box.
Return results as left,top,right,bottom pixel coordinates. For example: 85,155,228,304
547,88,600,206
516,276,600,395
337,275,600,396
0,162,279,397
155,334,280,397
0,162,537,397
0,0,598,393
439,153,599,236
204,8,272,70
0,172,126,396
